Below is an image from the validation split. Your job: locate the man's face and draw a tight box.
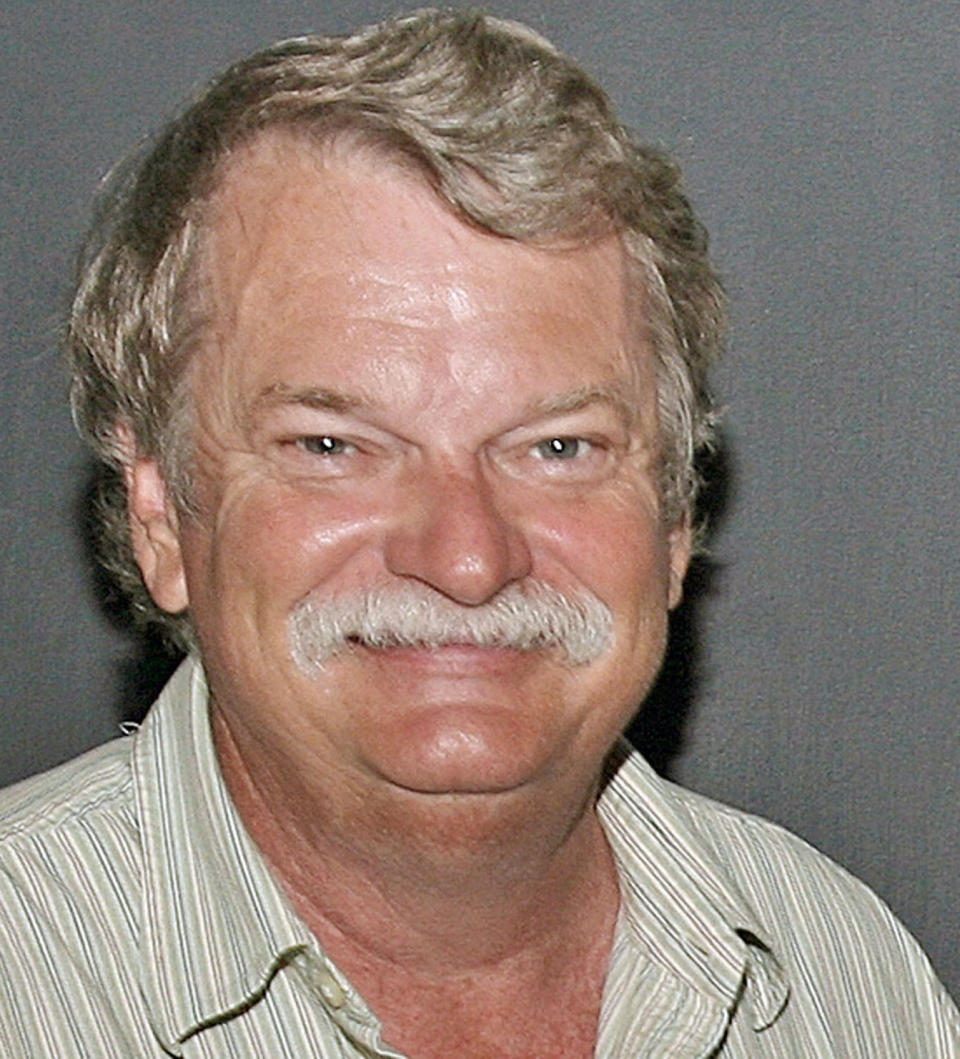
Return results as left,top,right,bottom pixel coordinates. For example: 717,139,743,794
133,134,689,801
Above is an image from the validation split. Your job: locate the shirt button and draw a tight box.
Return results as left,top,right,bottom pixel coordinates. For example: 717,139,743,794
316,969,347,1009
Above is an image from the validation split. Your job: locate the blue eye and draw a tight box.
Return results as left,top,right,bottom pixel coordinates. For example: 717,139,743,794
298,435,350,455
535,437,585,460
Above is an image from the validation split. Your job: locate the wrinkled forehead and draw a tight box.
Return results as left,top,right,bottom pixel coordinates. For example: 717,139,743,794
201,125,642,283
191,130,657,411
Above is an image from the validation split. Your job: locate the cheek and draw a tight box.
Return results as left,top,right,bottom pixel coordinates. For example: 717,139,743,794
529,491,671,602
182,480,390,629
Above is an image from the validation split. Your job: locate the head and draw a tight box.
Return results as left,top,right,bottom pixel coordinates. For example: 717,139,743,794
69,7,724,650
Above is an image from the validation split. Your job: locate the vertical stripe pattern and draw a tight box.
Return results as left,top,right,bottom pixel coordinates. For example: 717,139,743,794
0,657,956,1056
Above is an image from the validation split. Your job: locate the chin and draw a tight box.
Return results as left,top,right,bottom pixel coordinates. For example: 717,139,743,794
363,706,563,796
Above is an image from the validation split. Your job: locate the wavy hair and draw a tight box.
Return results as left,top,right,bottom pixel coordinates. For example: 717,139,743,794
68,7,725,647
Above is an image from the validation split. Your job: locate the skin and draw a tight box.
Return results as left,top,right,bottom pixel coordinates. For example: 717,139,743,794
128,132,690,1058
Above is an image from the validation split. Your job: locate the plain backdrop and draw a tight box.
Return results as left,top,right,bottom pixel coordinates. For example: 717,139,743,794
2,0,958,1000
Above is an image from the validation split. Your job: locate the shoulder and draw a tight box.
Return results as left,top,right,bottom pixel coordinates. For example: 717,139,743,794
666,777,910,948
0,736,140,934
0,735,134,848
666,779,891,919
0,736,154,1054
609,747,902,935
663,776,960,1045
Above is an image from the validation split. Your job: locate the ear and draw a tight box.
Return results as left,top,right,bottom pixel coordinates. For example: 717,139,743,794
666,517,692,610
117,430,189,614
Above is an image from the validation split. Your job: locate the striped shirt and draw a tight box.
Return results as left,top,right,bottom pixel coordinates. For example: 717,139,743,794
0,657,956,1056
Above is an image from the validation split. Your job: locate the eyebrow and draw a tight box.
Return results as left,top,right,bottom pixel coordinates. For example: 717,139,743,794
520,383,640,426
249,379,640,427
250,382,374,416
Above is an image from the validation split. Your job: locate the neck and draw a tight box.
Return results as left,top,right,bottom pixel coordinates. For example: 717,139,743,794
211,706,621,977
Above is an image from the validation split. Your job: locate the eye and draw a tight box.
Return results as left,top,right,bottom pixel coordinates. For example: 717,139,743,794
533,436,590,460
296,435,354,456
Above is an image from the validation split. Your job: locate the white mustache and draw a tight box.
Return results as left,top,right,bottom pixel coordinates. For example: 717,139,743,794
288,580,613,674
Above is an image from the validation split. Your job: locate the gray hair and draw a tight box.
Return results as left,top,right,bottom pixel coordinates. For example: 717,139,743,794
289,579,613,675
68,7,725,648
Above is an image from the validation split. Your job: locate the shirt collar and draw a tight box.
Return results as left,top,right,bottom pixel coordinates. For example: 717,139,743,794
598,740,790,1032
132,657,314,1050
132,659,789,1048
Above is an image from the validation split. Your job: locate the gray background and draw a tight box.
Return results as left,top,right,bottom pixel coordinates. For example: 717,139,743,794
2,0,958,1000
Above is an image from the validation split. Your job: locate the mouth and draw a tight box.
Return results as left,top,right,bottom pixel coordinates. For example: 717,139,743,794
348,638,534,672
346,634,525,650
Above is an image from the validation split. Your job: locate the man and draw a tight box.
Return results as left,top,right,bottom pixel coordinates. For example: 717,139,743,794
0,9,956,1057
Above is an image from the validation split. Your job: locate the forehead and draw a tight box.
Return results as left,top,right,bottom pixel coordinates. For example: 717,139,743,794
196,132,652,416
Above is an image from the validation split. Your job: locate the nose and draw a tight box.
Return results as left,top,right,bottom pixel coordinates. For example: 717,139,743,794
383,460,532,605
